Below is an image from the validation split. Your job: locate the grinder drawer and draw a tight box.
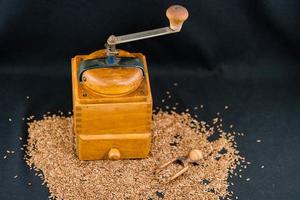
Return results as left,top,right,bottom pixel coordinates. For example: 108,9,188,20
76,133,151,160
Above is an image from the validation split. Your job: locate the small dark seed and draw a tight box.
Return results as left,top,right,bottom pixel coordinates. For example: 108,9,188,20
169,142,178,147
201,179,210,185
219,148,228,155
156,191,165,198
174,159,184,166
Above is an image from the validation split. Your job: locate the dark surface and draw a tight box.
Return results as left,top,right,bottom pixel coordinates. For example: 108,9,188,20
1,0,300,199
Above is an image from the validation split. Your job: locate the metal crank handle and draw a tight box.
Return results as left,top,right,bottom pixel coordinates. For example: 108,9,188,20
107,5,189,46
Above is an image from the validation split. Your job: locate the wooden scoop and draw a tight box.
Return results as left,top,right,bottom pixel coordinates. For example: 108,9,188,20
156,149,203,183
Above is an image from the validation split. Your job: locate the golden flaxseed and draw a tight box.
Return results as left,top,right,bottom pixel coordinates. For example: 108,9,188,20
25,112,246,200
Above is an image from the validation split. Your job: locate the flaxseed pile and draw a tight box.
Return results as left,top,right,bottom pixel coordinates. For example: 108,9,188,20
25,111,246,200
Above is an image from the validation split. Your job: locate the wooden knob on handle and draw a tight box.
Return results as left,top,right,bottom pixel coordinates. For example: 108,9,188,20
108,148,121,160
166,5,189,31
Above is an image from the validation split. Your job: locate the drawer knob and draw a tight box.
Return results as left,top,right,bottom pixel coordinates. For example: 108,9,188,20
108,148,121,160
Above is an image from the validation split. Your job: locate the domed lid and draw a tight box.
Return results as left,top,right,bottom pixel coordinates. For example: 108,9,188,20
80,50,144,97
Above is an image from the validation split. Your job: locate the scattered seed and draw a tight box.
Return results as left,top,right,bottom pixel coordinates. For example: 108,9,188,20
256,139,261,143
246,178,250,181
14,175,18,179
24,111,246,200
26,96,30,99
8,118,12,122
261,165,264,169
212,118,218,124
225,106,229,109
3,155,7,159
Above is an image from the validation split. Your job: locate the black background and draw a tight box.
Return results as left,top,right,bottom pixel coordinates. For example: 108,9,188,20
1,0,300,199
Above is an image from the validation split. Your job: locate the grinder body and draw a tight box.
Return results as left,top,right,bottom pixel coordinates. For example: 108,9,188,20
72,49,152,160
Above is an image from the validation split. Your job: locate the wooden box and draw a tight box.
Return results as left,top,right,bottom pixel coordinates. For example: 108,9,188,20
71,49,152,160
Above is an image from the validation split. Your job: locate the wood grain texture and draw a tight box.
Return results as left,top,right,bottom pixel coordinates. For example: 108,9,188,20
74,101,152,135
72,49,152,160
77,133,151,160
83,67,143,96
72,50,151,104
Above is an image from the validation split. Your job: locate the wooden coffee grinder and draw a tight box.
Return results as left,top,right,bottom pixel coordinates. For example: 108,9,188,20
72,5,189,160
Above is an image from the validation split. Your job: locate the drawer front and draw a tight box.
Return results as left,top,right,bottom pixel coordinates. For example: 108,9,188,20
77,133,151,160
